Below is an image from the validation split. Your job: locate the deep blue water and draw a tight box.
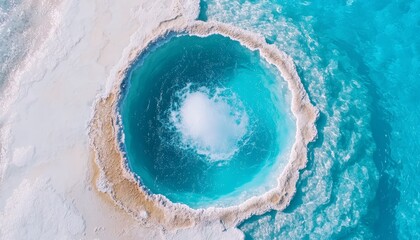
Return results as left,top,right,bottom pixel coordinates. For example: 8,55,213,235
201,0,420,238
119,34,296,208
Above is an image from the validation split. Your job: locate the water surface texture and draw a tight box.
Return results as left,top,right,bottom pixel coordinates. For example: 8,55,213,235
0,0,55,89
200,0,419,238
119,34,296,208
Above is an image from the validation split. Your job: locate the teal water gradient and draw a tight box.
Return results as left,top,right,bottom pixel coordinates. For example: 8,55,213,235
202,0,420,238
119,34,295,208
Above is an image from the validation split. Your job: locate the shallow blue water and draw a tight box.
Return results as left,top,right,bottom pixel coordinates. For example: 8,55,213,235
201,0,420,238
119,34,295,208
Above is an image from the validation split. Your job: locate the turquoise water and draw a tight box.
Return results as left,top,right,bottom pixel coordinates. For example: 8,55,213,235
201,0,420,238
119,34,295,208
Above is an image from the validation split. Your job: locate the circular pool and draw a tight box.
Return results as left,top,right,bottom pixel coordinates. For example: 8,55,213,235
118,34,296,208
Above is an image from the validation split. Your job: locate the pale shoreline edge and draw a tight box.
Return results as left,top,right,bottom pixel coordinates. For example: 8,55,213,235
89,18,319,230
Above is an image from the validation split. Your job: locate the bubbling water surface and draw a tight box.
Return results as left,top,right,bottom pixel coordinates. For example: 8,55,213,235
170,86,249,161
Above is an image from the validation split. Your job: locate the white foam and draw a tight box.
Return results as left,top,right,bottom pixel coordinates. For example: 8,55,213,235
171,88,249,161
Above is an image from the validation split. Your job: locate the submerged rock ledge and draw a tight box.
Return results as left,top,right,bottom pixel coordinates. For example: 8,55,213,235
89,18,318,230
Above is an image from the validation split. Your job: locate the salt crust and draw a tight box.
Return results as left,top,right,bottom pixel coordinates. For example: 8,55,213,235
89,17,319,230
0,178,85,239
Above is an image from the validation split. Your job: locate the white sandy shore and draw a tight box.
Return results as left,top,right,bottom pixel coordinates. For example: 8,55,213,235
0,0,244,239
